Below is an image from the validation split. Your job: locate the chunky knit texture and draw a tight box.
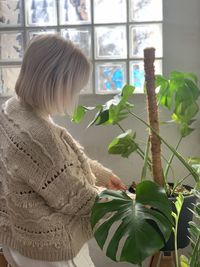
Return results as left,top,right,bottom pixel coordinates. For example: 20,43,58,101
0,96,113,261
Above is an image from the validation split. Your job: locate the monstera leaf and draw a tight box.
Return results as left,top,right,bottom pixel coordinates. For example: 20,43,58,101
91,181,172,265
156,71,200,137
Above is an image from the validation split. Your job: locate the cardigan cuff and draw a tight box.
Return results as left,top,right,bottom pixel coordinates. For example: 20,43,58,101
89,160,113,187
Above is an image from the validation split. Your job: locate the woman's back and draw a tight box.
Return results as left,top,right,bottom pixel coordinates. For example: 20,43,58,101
0,96,97,261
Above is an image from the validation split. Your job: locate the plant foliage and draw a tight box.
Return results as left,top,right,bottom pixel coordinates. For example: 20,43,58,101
72,71,200,266
180,190,200,267
91,181,172,265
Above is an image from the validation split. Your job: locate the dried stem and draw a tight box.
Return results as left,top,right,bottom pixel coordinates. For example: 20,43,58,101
144,47,164,187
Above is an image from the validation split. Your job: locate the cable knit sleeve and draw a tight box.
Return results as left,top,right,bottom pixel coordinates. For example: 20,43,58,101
36,164,99,217
9,124,100,217
88,159,113,187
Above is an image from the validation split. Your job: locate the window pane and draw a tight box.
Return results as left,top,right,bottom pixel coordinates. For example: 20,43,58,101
95,26,127,59
130,59,162,93
28,29,57,40
130,23,162,58
95,62,126,94
0,0,23,26
61,28,91,58
0,66,20,96
59,0,91,25
130,0,163,22
0,32,24,61
93,0,126,23
26,0,57,26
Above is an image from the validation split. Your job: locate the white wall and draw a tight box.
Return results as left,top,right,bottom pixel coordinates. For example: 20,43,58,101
1,0,200,266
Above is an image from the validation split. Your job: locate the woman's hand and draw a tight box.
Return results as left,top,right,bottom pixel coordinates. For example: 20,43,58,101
106,174,127,191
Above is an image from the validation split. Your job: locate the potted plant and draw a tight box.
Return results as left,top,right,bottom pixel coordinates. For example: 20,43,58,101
173,190,200,267
180,190,200,267
72,48,200,266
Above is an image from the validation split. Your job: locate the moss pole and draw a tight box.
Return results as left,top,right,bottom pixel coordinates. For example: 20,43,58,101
144,47,164,187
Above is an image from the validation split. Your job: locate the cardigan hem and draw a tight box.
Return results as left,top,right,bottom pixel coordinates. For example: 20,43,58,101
0,232,92,261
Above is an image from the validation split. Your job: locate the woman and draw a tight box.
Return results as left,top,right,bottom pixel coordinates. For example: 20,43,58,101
0,34,125,267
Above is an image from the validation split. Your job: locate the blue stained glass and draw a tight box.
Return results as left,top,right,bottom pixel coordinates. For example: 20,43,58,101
96,62,126,94
102,67,123,91
112,69,123,89
133,65,144,88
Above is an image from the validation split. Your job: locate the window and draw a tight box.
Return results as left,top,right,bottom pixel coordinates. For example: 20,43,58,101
0,0,163,96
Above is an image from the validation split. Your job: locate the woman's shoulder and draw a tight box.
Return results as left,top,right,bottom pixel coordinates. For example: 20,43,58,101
2,97,53,141
1,96,83,165
1,97,64,161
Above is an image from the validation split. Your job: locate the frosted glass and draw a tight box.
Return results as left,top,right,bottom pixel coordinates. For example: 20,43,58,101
0,0,23,26
130,23,162,58
61,28,91,58
96,62,126,94
130,59,162,93
28,29,57,40
94,0,126,23
59,0,91,25
0,32,24,61
26,0,57,26
0,66,20,96
95,26,127,59
130,0,163,22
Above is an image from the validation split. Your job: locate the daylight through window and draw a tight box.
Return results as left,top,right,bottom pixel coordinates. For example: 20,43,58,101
0,0,163,96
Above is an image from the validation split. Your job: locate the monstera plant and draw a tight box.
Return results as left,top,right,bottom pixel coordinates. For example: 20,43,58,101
72,48,200,266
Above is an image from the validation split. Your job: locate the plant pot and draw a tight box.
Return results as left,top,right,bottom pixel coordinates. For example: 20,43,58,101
161,184,197,252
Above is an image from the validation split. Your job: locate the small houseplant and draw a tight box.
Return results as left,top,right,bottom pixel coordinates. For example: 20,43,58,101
179,190,200,267
72,48,200,266
173,190,200,267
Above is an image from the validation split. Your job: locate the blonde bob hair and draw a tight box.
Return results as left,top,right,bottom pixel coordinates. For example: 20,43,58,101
15,34,91,115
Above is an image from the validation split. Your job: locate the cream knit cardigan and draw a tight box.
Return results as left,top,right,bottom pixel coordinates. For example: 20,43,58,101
0,96,113,261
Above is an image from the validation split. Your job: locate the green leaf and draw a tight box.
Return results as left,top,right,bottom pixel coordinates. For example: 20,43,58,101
184,191,200,267
141,137,151,181
170,71,198,85
189,221,200,239
121,84,135,98
108,87,134,124
188,157,200,164
87,105,109,127
156,71,200,137
108,130,138,158
174,193,184,215
72,105,87,123
180,255,189,267
91,180,172,265
180,124,194,137
87,86,134,126
156,75,172,109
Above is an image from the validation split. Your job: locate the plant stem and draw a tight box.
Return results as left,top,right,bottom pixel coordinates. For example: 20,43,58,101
174,224,179,267
161,152,176,179
141,136,151,181
173,194,184,267
116,122,125,133
127,110,199,183
164,137,183,181
144,48,165,187
172,173,191,195
190,234,200,267
116,122,152,169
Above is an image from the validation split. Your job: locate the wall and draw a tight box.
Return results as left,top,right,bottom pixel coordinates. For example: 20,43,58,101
1,0,200,266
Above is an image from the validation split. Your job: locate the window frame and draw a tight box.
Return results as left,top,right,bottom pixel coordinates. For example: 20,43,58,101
0,0,163,96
